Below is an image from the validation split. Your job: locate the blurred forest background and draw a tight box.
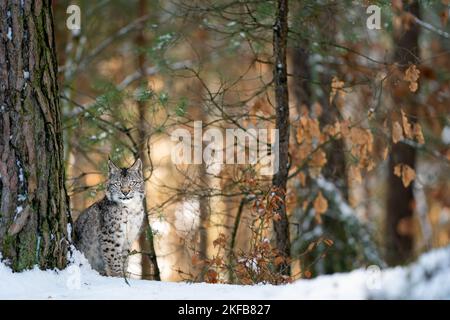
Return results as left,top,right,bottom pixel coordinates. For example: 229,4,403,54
50,0,450,283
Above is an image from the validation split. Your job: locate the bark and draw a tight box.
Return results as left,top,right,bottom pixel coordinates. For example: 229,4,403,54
0,0,71,271
135,0,160,280
386,0,420,266
291,47,312,110
272,0,291,275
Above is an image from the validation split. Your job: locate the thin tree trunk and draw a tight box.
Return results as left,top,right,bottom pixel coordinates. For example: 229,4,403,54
0,0,71,271
386,0,420,266
189,29,210,280
272,0,291,275
135,0,160,280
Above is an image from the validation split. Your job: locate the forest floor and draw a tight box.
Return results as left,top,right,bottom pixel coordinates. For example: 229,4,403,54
1,245,449,299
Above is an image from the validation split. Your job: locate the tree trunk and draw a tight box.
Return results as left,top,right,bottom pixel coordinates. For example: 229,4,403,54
135,0,161,280
386,0,420,266
0,0,71,271
272,0,291,275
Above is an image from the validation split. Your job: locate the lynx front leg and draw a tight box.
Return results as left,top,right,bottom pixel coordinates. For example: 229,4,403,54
100,237,126,277
102,249,127,277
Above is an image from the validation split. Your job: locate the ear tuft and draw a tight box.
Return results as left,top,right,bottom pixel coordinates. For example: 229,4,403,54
108,158,120,174
130,158,142,172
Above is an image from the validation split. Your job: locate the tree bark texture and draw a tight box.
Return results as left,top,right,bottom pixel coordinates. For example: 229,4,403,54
272,0,291,275
0,0,71,271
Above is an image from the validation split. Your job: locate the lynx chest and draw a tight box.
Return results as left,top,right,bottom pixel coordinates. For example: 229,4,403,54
121,201,145,248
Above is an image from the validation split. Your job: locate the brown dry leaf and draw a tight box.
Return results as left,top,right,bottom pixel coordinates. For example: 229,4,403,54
350,127,369,145
309,150,327,177
383,147,389,161
213,233,227,248
250,98,272,116
302,200,309,211
392,121,404,143
206,269,218,283
312,102,323,117
310,150,327,167
349,165,362,184
296,126,304,144
300,115,308,128
330,76,345,104
401,109,413,139
298,142,312,162
404,65,420,92
298,171,306,187
307,242,316,252
324,239,334,247
413,123,425,144
304,270,312,278
409,82,418,92
274,256,285,266
298,116,321,142
213,257,223,266
191,253,203,266
333,121,341,137
367,159,376,172
273,213,282,222
314,192,328,215
394,164,416,187
309,118,321,141
401,164,416,188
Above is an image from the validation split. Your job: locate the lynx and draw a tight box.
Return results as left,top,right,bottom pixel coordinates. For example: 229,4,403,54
74,158,145,277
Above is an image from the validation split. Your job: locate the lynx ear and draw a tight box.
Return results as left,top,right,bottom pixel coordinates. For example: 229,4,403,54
108,157,120,174
129,158,142,173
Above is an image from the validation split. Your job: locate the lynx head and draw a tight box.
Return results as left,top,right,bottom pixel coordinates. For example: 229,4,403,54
106,158,144,204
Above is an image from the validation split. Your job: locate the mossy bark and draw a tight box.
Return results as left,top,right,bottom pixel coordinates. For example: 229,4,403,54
0,0,71,271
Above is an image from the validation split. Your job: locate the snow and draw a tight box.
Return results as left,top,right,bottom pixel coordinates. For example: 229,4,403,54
7,27,12,41
442,126,450,144
1,246,450,299
67,223,73,243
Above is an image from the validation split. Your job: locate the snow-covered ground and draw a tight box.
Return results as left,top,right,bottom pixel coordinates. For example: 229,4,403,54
1,246,450,300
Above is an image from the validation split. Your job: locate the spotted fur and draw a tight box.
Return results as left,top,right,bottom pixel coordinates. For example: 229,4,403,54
74,158,145,277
